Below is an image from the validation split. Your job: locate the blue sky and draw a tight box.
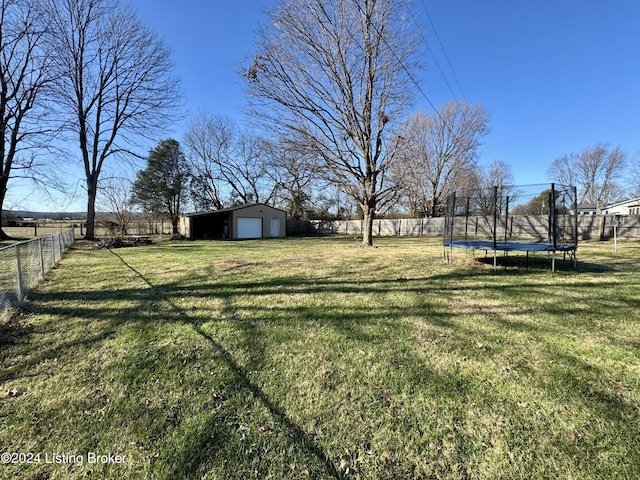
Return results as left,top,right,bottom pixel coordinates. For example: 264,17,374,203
422,1,639,185
7,0,640,211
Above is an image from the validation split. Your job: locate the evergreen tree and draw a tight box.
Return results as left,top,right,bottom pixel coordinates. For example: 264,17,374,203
131,139,190,236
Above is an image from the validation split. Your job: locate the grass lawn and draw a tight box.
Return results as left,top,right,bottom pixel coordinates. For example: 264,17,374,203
1,236,639,479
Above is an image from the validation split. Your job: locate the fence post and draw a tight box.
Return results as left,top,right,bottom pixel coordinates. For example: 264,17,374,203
15,244,24,303
50,237,55,269
52,235,58,263
38,237,45,279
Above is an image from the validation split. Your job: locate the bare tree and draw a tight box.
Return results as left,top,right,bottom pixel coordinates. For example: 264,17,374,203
96,174,133,235
231,131,275,204
243,0,420,246
392,104,490,217
263,137,323,219
0,0,52,239
469,159,515,215
44,0,180,239
547,143,627,211
184,112,276,209
184,113,231,211
546,153,577,189
477,159,514,192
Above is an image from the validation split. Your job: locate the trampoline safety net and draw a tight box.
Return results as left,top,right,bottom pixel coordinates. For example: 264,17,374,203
443,183,578,269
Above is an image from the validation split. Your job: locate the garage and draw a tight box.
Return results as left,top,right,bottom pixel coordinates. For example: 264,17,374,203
237,218,263,239
179,203,287,240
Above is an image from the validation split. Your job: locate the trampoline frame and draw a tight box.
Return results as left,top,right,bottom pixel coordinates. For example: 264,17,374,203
443,184,578,271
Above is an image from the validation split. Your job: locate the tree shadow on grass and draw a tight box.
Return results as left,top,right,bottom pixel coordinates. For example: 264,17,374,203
108,250,344,479
0,314,35,349
12,244,640,478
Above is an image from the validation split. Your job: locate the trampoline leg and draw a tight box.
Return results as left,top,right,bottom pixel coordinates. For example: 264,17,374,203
493,250,497,271
552,251,556,272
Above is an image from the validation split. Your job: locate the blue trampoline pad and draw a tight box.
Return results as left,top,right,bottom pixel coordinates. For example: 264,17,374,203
444,239,576,252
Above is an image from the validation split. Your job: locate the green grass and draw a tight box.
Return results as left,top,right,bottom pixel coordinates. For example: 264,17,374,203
1,237,639,479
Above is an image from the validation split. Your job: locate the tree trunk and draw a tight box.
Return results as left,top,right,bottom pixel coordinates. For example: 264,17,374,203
0,175,11,240
361,204,375,247
85,175,98,240
429,189,439,218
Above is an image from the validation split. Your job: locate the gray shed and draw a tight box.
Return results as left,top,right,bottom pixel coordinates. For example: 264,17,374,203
179,203,287,240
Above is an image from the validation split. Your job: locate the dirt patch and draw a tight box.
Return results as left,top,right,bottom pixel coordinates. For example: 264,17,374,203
214,258,252,273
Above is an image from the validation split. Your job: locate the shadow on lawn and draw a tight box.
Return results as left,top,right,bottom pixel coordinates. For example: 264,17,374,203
0,315,35,349
20,249,638,374
468,253,616,273
14,245,640,478
110,250,345,479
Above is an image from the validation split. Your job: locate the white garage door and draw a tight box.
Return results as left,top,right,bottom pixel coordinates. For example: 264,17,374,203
237,218,262,239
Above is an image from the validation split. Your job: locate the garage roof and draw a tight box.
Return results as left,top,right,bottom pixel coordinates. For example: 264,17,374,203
182,203,286,217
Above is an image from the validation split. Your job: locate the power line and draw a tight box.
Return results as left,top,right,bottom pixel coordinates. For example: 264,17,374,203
406,2,459,102
351,0,441,117
417,2,500,166
419,0,467,102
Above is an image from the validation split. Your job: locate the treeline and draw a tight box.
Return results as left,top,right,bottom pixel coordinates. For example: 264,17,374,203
2,0,638,246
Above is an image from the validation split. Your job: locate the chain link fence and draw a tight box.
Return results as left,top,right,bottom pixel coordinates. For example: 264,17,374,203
0,228,75,319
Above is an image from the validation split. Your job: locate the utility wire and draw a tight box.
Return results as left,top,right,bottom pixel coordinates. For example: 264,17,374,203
351,0,441,118
406,2,459,102
417,1,497,165
419,0,467,102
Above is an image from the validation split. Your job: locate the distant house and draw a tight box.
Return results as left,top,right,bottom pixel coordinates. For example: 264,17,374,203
602,197,640,216
577,203,597,215
179,203,287,240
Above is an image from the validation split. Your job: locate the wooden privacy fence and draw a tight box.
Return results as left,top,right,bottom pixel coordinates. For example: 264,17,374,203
312,218,446,237
311,215,640,241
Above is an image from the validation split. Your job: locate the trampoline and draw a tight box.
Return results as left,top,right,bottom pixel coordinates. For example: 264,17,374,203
443,184,578,271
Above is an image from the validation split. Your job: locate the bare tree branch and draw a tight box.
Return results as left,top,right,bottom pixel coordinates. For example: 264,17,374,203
242,0,421,246
0,0,57,238
184,112,276,208
44,0,182,239
96,172,133,235
391,103,490,217
547,143,627,211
